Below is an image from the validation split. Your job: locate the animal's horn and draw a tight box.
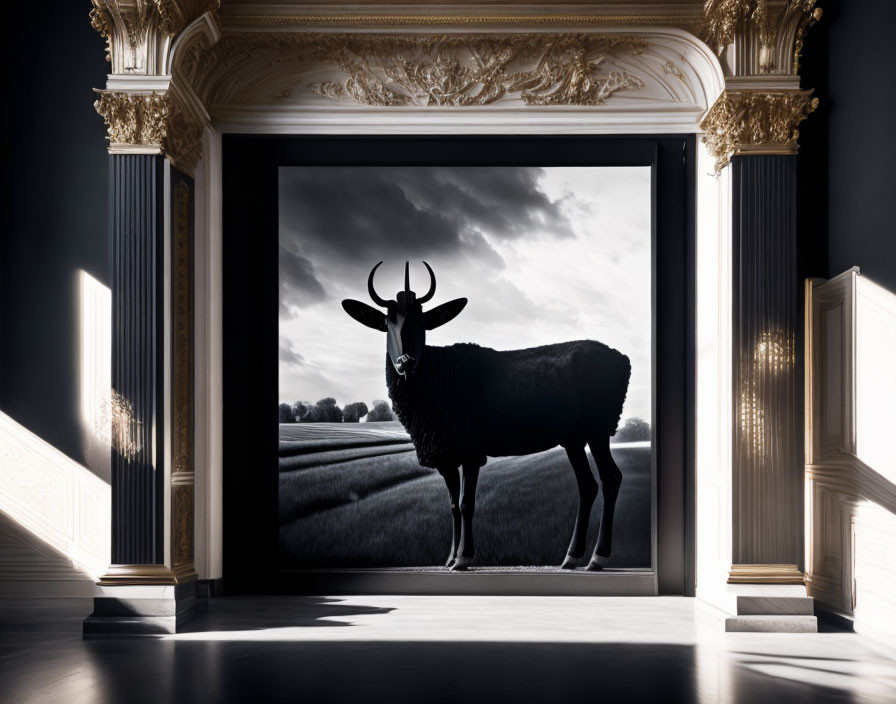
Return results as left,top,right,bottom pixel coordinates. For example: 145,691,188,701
404,261,410,295
417,261,436,304
367,261,389,307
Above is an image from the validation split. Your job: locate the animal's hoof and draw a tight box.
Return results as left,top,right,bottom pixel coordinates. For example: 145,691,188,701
586,555,608,571
451,555,472,571
445,557,456,568
560,555,578,570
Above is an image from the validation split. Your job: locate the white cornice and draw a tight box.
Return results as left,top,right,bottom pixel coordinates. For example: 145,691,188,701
211,102,706,134
105,74,173,93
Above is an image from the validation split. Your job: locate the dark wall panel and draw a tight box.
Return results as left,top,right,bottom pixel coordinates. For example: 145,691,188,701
1,1,109,474
800,0,896,293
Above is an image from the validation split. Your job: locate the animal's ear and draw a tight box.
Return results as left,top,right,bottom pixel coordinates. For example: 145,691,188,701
342,300,387,331
425,298,467,330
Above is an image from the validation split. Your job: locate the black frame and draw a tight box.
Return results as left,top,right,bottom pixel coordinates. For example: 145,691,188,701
222,136,695,595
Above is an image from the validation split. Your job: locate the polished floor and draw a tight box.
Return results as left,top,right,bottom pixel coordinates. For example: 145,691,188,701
1,595,895,703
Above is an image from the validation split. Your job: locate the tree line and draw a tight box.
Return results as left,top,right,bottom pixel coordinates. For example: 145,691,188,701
278,398,396,423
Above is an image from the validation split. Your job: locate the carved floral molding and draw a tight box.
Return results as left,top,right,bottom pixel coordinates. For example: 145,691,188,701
94,91,203,174
700,88,818,171
311,34,648,107
195,33,651,108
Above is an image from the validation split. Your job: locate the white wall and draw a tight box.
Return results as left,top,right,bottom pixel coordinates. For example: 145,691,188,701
805,269,896,644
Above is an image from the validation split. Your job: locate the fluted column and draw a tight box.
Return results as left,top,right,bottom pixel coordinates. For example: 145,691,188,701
109,154,165,567
94,153,199,589
702,87,817,584
85,1,214,634
730,154,802,573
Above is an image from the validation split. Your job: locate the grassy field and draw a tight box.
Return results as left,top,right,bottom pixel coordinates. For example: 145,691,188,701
279,421,651,569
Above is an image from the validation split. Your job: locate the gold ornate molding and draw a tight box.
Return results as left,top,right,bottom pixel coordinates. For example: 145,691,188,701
157,0,219,37
94,91,168,145
172,483,195,574
164,96,203,174
702,0,823,74
94,90,203,173
700,88,818,170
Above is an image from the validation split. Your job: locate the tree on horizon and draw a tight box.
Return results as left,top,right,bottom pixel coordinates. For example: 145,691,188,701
366,399,395,422
343,401,369,423
278,403,296,423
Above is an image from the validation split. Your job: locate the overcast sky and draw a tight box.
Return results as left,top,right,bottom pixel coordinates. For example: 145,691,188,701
279,165,652,423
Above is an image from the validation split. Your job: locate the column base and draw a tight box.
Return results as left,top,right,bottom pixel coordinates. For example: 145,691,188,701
700,567,817,632
84,565,199,637
728,563,804,584
97,563,198,586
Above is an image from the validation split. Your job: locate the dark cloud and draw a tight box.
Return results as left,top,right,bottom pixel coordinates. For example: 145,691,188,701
279,244,326,314
278,166,573,279
279,338,305,367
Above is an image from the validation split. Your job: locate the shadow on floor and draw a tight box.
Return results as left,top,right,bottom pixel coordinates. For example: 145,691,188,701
178,596,396,633
2,597,892,704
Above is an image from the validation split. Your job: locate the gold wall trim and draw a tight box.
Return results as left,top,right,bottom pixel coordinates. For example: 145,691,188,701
699,88,818,171
171,170,196,581
172,175,194,476
172,484,195,569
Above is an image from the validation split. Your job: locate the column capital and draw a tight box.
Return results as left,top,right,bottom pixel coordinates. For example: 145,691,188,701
94,88,203,174
699,88,818,171
702,0,823,76
90,0,220,74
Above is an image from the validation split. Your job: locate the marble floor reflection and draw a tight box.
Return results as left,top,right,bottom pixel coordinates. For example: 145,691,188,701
1,596,894,703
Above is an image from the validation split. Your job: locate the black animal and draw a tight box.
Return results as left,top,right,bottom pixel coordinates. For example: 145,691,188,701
343,261,631,571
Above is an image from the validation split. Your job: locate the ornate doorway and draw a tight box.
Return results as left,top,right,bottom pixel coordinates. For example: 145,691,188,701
84,0,823,631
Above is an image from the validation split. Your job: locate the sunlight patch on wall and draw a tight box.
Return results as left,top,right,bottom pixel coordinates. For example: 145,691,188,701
78,269,112,478
855,277,896,485
0,411,110,579
853,498,896,645
78,270,144,465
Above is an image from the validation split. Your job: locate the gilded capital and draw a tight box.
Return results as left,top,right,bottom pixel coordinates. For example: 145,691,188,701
702,0,822,74
94,91,203,174
700,89,818,171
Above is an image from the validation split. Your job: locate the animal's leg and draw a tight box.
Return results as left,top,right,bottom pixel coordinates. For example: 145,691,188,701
436,465,461,568
561,444,599,570
451,462,480,571
586,434,623,571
